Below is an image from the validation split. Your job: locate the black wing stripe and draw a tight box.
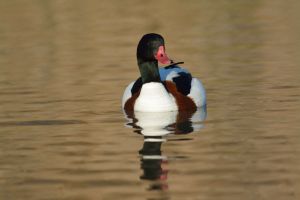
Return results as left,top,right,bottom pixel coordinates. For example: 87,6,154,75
172,72,192,96
131,77,143,95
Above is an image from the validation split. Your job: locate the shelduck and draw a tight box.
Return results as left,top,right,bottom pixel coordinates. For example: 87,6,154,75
122,33,206,112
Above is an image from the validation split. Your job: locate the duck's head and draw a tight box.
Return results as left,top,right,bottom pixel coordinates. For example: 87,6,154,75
137,33,172,65
136,33,172,84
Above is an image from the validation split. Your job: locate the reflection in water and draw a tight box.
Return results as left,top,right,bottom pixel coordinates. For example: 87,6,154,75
124,107,207,191
124,106,207,136
139,137,168,191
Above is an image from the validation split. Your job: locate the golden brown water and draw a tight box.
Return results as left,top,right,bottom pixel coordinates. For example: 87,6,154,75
1,1,300,200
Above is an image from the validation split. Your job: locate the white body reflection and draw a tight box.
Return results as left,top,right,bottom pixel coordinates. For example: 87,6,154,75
124,106,207,136
134,111,177,136
123,106,207,191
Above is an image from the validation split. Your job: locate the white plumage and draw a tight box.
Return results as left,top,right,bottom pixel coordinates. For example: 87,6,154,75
122,66,206,111
134,82,177,112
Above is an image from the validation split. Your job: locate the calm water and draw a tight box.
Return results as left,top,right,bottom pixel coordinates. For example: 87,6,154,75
1,1,300,200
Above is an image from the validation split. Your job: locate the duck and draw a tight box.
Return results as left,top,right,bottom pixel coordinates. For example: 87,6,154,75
122,33,206,112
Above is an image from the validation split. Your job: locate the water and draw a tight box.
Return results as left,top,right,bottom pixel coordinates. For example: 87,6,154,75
0,0,300,199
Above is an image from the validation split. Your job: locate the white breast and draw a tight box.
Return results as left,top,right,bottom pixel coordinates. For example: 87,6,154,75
134,82,177,112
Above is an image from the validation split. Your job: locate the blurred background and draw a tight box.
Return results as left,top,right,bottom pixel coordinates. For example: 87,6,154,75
0,0,300,200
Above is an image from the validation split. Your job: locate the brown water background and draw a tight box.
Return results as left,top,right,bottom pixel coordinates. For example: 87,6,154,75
0,0,300,200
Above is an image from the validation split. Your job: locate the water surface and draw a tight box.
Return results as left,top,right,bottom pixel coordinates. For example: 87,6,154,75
0,1,300,200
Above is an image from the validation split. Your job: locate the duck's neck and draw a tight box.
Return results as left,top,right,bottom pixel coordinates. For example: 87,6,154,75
138,60,161,84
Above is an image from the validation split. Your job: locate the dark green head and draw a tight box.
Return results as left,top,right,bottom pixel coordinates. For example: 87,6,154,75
136,33,172,84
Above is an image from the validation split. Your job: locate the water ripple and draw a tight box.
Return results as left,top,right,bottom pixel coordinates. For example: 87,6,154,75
17,178,139,188
0,120,86,127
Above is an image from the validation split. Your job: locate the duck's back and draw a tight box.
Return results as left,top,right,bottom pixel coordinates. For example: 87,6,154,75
159,65,192,95
159,65,206,107
122,65,206,111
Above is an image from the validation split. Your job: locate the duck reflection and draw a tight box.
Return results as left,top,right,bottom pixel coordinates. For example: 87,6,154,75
124,106,207,136
124,106,207,191
139,136,168,191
